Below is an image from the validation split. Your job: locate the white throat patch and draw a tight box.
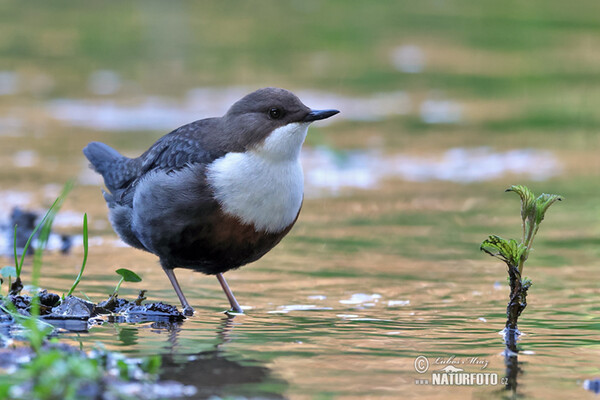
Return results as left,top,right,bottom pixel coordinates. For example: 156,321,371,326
207,122,309,233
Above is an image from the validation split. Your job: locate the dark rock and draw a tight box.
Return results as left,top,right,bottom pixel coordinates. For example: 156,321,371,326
38,290,60,308
124,302,184,321
8,294,31,311
46,296,96,320
9,277,23,296
105,301,185,323
97,295,131,313
3,284,184,330
7,291,61,316
0,307,13,324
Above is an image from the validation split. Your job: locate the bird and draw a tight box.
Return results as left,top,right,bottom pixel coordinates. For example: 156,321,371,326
83,87,339,316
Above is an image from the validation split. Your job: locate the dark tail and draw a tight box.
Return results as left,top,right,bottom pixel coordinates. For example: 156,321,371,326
83,142,138,193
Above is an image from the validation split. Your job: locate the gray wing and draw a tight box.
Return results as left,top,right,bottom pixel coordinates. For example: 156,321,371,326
139,118,224,173
115,119,225,205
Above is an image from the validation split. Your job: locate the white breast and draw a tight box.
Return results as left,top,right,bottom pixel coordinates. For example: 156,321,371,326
207,122,309,233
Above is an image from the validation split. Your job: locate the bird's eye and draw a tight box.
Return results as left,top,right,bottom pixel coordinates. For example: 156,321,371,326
269,108,283,119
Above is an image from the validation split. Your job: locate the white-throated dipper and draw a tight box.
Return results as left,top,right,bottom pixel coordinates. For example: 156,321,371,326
83,87,339,316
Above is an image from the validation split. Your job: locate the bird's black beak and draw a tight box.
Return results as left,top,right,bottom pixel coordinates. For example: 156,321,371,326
303,109,340,122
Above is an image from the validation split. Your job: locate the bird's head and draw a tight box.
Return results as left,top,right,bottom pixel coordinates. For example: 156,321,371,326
224,87,339,161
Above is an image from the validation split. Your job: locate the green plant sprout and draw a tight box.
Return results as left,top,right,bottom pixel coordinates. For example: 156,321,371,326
0,185,169,400
480,185,562,340
99,268,143,311
66,214,89,297
113,268,142,297
1,182,72,354
10,181,73,296
32,182,73,286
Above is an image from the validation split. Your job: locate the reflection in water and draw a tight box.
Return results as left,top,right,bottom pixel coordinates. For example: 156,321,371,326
110,320,183,352
49,315,286,398
503,349,521,399
160,316,287,399
502,327,524,399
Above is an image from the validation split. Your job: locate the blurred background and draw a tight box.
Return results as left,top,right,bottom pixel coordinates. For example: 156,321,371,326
1,1,599,399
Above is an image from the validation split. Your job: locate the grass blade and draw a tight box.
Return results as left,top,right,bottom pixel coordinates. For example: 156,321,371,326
66,213,88,297
31,182,73,287
17,197,59,277
13,225,18,273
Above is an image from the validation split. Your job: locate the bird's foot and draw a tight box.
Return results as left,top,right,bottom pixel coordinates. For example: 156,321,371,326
224,306,245,316
182,305,195,317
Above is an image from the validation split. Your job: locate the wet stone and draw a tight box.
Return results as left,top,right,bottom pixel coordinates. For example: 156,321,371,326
46,296,96,320
38,290,60,308
96,296,130,313
0,307,12,323
122,302,184,321
8,294,31,312
2,288,184,328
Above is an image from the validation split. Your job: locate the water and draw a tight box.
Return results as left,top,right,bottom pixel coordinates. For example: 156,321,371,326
2,2,600,399
2,176,599,399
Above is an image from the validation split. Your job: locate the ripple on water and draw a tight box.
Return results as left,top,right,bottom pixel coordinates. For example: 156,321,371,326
339,293,382,305
267,304,334,314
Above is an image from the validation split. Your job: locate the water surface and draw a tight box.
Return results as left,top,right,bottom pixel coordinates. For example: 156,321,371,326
1,2,600,399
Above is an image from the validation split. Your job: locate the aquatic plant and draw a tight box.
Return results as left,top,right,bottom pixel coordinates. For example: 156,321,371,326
65,213,89,297
113,268,142,297
480,185,562,349
2,183,73,353
8,182,72,296
0,189,187,399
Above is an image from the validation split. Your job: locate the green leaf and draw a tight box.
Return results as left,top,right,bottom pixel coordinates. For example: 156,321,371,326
31,181,73,287
66,213,89,297
0,266,16,278
506,185,536,221
115,268,142,283
480,235,527,268
13,225,18,276
534,193,563,225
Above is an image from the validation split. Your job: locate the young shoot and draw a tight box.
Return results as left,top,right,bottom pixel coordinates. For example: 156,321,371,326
481,185,562,276
66,214,89,297
480,185,562,335
1,182,72,354
11,181,73,295
113,268,142,297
